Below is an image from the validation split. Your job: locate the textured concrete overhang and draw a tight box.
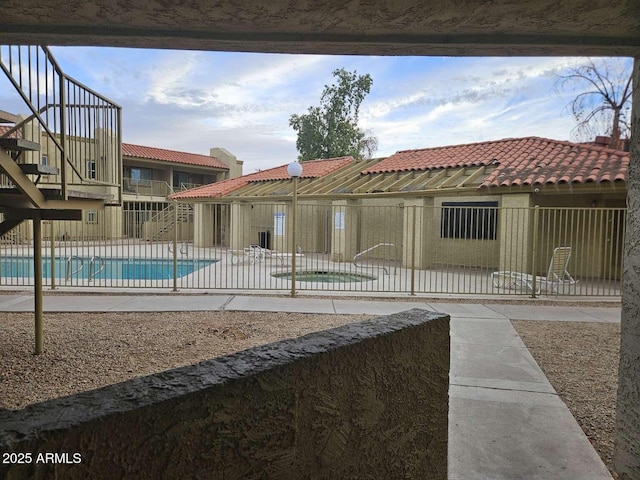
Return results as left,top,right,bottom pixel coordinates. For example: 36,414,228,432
1,0,640,56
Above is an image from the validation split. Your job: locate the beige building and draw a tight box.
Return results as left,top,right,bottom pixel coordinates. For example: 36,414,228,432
1,122,243,241
121,143,242,239
171,136,628,278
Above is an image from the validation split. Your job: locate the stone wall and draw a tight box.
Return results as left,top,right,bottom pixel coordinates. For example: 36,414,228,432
0,309,450,480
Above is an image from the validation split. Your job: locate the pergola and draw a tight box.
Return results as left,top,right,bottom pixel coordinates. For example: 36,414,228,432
2,1,639,476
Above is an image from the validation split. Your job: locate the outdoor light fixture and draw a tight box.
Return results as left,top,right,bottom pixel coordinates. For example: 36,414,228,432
287,161,303,296
287,161,303,178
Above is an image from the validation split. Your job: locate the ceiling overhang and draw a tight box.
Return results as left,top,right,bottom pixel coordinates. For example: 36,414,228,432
2,1,640,57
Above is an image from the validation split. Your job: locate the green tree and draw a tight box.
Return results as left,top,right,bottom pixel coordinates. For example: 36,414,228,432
289,68,376,161
556,58,632,149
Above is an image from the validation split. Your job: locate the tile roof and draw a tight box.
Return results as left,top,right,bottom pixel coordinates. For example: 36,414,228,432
245,156,353,182
122,143,228,170
364,137,628,188
0,125,21,138
170,156,354,199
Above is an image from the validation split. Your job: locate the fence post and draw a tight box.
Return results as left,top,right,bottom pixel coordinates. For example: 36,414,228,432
172,201,178,292
49,223,56,290
59,72,67,201
531,205,540,298
410,205,416,296
33,215,44,354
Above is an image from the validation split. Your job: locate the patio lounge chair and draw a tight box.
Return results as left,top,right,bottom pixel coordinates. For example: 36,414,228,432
269,250,305,267
229,244,268,264
491,246,576,294
229,245,304,266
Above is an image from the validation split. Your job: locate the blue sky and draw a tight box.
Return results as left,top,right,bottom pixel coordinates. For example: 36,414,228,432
1,47,632,174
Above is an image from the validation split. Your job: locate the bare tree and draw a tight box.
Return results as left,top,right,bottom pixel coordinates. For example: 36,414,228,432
556,58,632,149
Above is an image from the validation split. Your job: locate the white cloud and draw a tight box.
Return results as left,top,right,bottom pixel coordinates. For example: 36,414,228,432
38,49,629,173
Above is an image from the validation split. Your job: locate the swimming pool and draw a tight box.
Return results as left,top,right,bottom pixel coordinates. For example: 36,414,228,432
0,256,218,280
271,270,377,283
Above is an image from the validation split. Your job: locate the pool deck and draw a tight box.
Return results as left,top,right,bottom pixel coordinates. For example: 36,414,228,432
0,292,618,479
0,245,623,296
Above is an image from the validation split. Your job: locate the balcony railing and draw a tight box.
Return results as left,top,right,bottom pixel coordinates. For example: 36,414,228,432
176,182,203,191
123,178,173,198
122,179,204,198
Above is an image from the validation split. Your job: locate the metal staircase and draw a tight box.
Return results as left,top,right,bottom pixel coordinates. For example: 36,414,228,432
145,202,193,241
0,45,122,232
0,45,123,354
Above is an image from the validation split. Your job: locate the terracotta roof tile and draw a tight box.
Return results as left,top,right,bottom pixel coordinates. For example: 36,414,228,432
170,176,250,199
122,143,228,170
0,125,21,138
170,156,354,199
246,156,353,182
364,137,628,188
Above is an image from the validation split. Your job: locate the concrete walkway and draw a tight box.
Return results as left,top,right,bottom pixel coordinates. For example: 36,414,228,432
0,293,618,479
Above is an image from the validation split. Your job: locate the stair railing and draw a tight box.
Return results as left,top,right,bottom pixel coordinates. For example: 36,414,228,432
145,202,193,241
0,45,122,204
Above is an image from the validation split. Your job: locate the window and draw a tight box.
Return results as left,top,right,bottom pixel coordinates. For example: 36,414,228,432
441,201,498,240
173,171,190,190
86,159,96,179
41,155,48,166
86,210,98,224
128,167,152,186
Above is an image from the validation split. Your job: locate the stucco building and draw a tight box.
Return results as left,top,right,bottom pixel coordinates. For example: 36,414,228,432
1,121,243,241
172,136,628,279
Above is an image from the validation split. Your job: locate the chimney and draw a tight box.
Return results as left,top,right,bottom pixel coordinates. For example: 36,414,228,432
209,147,244,179
594,135,610,147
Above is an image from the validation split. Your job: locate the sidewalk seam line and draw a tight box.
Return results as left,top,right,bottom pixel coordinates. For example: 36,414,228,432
106,297,137,312
450,382,558,396
220,295,235,311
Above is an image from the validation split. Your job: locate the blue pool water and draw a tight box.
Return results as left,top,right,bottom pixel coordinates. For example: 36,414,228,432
0,257,218,280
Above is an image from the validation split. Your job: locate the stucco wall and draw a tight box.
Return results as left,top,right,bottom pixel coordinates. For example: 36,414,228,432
615,58,640,480
358,198,405,260
330,199,360,262
433,196,502,269
0,309,449,480
297,202,332,254
532,206,625,280
3,206,122,242
228,202,253,250
497,195,532,273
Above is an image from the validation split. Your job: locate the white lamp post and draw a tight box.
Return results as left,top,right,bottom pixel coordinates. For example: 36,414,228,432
287,161,303,297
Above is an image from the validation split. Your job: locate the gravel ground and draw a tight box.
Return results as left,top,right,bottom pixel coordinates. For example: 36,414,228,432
0,311,370,410
512,320,620,477
1,308,621,478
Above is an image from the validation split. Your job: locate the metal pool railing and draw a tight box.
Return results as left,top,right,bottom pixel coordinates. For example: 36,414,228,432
0,202,625,297
353,243,398,275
